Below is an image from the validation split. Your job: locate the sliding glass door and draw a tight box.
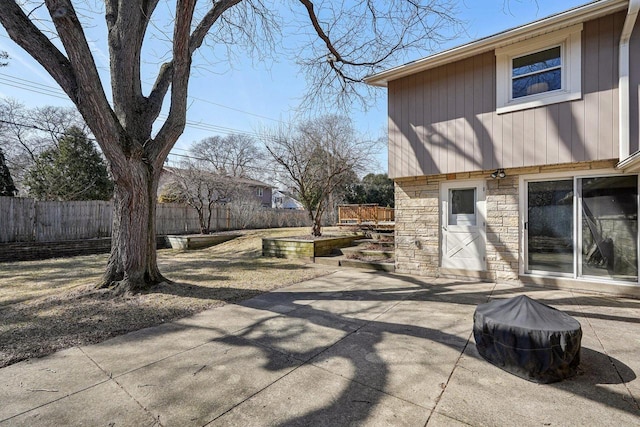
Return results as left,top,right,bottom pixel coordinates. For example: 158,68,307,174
580,176,638,281
526,175,638,282
527,180,574,274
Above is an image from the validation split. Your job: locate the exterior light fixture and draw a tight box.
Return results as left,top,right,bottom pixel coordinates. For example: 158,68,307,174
491,169,506,179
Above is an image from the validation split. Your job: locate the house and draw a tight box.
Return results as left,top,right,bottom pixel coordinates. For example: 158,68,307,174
159,167,273,208
272,189,304,210
366,0,640,297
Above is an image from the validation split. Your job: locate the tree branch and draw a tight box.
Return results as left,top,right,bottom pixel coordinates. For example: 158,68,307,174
151,0,242,168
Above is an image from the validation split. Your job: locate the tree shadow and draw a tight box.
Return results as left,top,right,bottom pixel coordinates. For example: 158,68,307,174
206,275,639,424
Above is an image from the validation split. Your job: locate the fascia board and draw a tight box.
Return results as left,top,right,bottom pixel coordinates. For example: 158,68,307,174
365,0,628,87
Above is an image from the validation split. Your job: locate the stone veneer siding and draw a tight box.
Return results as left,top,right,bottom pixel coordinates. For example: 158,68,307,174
394,160,617,282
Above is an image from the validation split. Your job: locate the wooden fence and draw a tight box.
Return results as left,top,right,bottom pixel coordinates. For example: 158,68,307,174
0,197,309,243
337,204,395,226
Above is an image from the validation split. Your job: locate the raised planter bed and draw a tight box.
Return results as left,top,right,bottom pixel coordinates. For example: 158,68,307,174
262,235,362,259
167,234,240,250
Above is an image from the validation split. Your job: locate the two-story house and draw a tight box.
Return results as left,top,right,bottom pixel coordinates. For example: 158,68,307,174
366,0,640,297
159,167,273,208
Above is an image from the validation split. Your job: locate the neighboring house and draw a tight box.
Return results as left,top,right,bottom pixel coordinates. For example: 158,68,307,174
272,189,304,210
366,0,640,297
159,167,273,208
233,176,274,208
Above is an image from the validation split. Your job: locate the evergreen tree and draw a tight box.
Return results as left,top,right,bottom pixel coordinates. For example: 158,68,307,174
25,127,113,201
346,173,395,208
0,147,16,196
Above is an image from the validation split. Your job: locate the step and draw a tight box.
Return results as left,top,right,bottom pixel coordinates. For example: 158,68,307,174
312,254,395,272
352,239,394,248
340,247,394,259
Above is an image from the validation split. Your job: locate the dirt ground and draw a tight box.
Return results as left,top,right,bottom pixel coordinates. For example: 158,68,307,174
0,227,338,368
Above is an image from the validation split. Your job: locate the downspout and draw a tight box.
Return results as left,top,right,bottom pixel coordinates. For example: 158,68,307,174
619,0,640,161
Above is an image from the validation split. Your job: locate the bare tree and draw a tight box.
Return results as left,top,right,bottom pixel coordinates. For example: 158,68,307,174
266,114,374,236
190,133,262,179
0,98,87,192
160,163,242,234
0,1,461,293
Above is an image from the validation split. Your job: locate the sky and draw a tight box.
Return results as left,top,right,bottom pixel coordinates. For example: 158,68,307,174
0,0,588,177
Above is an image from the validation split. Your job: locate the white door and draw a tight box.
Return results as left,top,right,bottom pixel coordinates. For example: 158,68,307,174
441,181,486,271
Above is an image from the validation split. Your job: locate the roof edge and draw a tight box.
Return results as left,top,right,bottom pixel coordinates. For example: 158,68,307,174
365,0,629,87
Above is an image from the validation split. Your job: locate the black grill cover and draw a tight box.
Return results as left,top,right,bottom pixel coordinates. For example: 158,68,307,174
473,295,582,383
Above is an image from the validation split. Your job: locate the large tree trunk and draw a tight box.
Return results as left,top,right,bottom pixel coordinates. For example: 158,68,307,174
97,158,168,294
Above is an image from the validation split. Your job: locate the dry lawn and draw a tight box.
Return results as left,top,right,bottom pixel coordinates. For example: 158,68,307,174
0,227,338,368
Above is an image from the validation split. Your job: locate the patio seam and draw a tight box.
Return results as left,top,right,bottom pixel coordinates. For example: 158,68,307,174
570,291,640,411
78,346,166,426
423,282,498,427
205,281,420,424
0,347,120,424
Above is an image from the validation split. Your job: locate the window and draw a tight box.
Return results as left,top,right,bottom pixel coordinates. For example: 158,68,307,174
496,24,582,114
512,46,561,98
449,188,476,226
256,187,264,197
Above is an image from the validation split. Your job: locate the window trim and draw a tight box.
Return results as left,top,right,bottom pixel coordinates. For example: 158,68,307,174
496,24,582,114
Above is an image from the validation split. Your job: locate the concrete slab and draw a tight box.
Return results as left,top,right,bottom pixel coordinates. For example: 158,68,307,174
82,320,227,377
115,337,301,426
232,306,363,362
0,347,109,421
307,296,475,408
2,269,640,426
1,379,155,426
310,325,465,409
209,363,430,427
175,300,284,334
434,336,640,426
302,289,405,322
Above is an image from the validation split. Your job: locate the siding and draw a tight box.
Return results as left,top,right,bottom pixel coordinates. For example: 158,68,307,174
388,13,635,179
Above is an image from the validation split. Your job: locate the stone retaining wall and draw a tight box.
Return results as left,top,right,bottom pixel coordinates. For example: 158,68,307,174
0,237,170,263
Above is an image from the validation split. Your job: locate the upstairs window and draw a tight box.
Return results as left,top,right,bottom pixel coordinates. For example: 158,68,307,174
496,24,582,114
512,46,561,98
257,187,264,197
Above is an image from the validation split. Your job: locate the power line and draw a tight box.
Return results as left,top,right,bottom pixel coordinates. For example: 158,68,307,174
0,117,280,174
0,71,280,137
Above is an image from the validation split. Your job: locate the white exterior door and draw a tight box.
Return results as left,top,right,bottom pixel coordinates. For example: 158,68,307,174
441,181,486,271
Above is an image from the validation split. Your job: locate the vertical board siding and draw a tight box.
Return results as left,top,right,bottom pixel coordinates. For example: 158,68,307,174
388,13,625,179
628,11,640,155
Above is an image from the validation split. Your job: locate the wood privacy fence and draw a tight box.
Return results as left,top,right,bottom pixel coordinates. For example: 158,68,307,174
0,197,310,243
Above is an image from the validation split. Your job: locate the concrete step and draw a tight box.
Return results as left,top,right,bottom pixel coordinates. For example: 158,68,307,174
312,254,395,272
340,246,394,259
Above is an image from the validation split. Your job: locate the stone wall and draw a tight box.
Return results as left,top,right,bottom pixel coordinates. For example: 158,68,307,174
393,160,618,282
394,175,442,276
0,236,170,263
485,176,520,281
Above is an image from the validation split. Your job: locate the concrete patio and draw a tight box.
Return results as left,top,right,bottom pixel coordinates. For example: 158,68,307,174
1,269,639,426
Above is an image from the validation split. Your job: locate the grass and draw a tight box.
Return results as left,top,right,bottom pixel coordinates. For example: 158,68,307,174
0,227,339,368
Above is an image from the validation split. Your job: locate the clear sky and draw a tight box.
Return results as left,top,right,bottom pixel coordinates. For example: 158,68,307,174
0,0,588,175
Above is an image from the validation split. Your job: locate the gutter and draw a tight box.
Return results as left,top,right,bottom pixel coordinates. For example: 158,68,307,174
618,0,640,163
365,0,628,87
